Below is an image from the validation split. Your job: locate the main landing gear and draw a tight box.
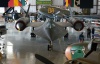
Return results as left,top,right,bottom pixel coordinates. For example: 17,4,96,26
48,41,53,51
31,33,36,37
64,27,68,38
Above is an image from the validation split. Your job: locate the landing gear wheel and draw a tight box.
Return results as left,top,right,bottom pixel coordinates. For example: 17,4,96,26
64,34,67,37
48,45,53,51
64,33,68,38
0,52,2,60
31,33,36,37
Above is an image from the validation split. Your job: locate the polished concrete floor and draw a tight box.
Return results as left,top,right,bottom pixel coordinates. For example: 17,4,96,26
0,22,97,64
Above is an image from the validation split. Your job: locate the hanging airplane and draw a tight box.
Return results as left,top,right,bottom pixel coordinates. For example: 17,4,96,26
0,0,27,38
65,38,100,64
2,0,29,22
37,6,70,21
37,6,100,23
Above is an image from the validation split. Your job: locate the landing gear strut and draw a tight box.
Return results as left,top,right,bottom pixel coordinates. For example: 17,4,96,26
31,27,36,37
64,27,68,38
48,45,53,51
48,41,53,51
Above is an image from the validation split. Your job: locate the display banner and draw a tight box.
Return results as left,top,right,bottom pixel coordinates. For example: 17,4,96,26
0,0,28,7
74,0,80,8
8,0,22,7
36,0,52,4
8,0,28,7
80,0,93,8
63,0,74,7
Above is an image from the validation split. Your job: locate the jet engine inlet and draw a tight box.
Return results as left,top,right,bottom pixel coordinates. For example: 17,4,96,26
73,21,84,31
15,20,26,31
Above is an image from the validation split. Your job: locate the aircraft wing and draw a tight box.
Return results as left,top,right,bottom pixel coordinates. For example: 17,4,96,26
55,22,72,27
28,22,72,28
28,22,44,27
33,21,68,41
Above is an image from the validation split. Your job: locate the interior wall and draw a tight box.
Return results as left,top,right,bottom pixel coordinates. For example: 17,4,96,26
52,0,97,14
0,7,5,13
29,0,36,5
22,0,36,13
90,0,97,14
97,0,100,14
52,0,63,6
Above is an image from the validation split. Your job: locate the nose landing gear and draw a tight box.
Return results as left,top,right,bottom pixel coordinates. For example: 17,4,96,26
31,27,36,37
31,33,36,37
48,45,53,51
48,41,53,51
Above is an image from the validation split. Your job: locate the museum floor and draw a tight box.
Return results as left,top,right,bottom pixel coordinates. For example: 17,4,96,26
0,22,99,64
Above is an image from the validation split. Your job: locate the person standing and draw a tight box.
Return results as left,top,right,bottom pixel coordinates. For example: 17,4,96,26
79,32,84,43
92,27,95,38
87,27,91,39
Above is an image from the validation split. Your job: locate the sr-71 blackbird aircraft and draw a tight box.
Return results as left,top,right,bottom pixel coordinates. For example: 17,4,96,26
15,6,85,51
15,6,100,51
15,6,100,50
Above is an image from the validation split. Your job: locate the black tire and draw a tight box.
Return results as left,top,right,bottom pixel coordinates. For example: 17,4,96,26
48,45,53,51
31,33,36,37
48,45,50,51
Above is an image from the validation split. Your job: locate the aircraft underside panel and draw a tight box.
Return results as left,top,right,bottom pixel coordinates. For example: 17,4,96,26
33,20,67,42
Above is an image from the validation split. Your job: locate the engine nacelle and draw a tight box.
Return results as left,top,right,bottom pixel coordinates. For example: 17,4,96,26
15,17,30,31
73,20,84,31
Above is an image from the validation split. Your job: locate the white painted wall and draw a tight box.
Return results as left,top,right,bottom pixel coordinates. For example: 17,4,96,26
52,0,63,6
28,0,36,5
90,0,97,14
98,0,100,14
23,6,36,13
0,7,4,13
14,7,21,13
91,6,97,14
